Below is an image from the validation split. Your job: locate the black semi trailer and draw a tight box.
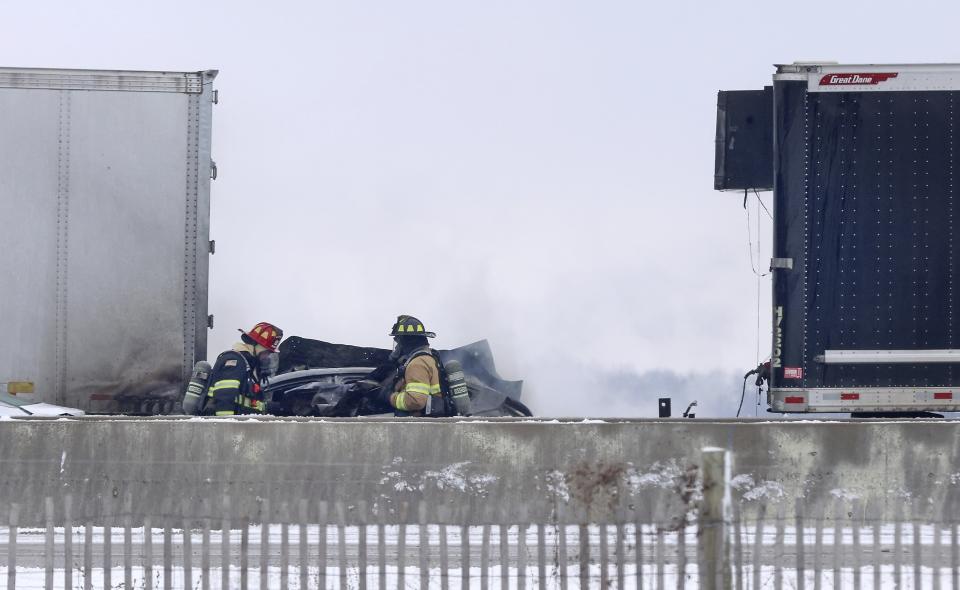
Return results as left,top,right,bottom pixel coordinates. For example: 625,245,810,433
717,63,960,414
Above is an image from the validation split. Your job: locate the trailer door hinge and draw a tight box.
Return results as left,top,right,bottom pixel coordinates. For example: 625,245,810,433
212,89,219,104
210,160,218,180
209,240,216,254
207,314,215,329
770,257,794,270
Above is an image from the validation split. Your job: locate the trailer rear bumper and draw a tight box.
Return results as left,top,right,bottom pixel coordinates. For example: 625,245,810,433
769,387,960,413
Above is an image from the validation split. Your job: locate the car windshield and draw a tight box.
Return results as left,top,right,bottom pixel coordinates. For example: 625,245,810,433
0,392,32,407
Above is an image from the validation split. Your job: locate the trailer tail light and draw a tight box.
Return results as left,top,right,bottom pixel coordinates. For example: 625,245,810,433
784,396,805,404
935,392,953,400
840,393,860,400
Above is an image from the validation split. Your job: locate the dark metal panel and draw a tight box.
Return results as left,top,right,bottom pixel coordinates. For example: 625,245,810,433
771,80,810,388
714,88,773,191
773,82,960,391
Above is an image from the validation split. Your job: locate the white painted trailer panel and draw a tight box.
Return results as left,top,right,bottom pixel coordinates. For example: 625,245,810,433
0,68,217,413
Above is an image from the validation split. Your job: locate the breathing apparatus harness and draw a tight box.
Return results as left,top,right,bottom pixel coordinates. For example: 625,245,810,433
388,346,471,418
395,347,456,417
182,348,274,415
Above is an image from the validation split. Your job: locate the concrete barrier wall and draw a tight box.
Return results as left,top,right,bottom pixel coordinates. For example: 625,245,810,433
1,417,959,528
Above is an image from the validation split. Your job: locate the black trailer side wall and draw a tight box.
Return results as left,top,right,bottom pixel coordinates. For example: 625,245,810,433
772,79,960,390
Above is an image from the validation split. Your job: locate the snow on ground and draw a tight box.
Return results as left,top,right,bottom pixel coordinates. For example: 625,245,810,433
0,564,953,589
2,522,956,548
1,523,955,588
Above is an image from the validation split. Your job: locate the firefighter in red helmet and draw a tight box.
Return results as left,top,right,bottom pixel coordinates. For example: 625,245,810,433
203,322,283,416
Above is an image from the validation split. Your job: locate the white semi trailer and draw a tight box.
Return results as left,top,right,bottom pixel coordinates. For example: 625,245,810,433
0,67,218,414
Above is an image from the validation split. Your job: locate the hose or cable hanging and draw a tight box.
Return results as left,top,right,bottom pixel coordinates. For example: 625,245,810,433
736,373,749,418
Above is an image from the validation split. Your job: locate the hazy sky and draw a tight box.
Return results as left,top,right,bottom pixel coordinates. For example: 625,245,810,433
5,0,958,417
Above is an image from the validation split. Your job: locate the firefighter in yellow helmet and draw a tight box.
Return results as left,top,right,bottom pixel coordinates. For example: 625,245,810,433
382,315,444,416
203,322,283,416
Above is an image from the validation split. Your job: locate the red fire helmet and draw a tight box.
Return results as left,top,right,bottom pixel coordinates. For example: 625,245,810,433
240,322,283,351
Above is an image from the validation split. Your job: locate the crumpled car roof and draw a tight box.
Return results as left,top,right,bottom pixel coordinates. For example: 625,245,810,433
278,337,523,400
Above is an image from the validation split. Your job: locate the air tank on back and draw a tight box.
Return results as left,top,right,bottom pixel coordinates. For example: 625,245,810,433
181,361,212,415
444,359,472,416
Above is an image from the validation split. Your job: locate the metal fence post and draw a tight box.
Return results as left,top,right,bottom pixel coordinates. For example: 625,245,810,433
7,503,18,590
698,447,732,590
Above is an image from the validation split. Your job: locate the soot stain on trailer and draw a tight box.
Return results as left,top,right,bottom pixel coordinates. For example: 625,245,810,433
83,364,183,414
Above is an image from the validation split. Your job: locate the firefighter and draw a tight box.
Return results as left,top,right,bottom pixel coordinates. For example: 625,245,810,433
204,322,283,416
381,315,445,416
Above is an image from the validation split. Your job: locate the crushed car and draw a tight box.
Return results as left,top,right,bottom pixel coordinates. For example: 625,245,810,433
266,337,531,417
